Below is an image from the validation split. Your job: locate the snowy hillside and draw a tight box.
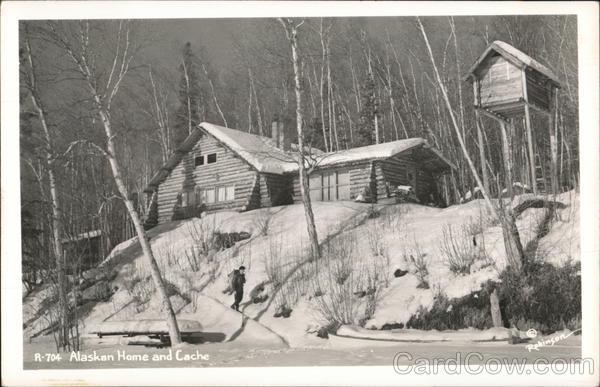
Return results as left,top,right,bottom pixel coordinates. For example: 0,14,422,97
23,191,580,347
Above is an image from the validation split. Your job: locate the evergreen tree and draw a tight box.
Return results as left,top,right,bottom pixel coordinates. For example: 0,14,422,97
357,73,379,146
174,42,203,146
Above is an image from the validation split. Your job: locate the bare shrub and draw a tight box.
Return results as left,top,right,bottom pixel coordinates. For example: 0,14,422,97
264,236,285,289
265,241,313,315
187,217,218,255
403,237,429,289
123,274,154,313
253,209,270,236
381,205,408,235
310,232,385,327
439,224,491,275
365,223,392,288
181,246,203,272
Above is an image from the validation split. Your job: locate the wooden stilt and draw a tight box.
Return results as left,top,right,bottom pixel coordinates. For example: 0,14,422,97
549,88,558,195
523,103,537,195
499,119,514,199
475,109,489,195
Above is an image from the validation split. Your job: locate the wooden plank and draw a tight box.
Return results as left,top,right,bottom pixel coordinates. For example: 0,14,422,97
479,107,510,124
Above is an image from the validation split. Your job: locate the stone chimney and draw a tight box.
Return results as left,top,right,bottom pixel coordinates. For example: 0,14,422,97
271,116,292,150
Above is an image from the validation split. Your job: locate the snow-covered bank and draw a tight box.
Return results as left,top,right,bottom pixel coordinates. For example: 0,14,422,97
23,192,580,349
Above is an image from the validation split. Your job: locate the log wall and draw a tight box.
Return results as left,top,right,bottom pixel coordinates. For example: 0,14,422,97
378,153,440,203
526,70,551,110
156,133,258,223
291,161,373,202
261,173,293,207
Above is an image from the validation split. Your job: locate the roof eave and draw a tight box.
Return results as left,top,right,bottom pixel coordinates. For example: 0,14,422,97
465,41,561,87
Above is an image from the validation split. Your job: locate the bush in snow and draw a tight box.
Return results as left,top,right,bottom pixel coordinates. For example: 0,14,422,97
498,261,581,334
381,205,408,235
253,209,271,236
406,287,494,330
364,221,392,287
263,236,313,316
402,238,429,289
123,274,153,313
439,224,492,275
264,236,285,289
309,232,385,327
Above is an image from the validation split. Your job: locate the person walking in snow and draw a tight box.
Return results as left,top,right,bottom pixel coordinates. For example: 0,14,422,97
231,265,246,311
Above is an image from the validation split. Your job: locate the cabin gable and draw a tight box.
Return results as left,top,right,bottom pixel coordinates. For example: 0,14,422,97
156,133,258,223
477,54,523,107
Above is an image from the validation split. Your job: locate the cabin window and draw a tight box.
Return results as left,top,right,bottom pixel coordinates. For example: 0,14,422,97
196,185,234,204
309,173,322,201
194,153,216,167
216,186,226,202
181,190,195,207
201,188,214,204
308,168,350,201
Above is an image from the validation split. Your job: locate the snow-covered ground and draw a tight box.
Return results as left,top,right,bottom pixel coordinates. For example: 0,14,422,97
23,191,580,354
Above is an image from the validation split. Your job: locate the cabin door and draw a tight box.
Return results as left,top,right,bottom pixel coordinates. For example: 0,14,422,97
407,166,417,191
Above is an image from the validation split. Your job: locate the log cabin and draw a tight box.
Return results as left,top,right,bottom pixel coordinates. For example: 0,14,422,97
144,122,455,226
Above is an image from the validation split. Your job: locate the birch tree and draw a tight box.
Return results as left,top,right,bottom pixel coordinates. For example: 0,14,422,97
417,17,526,271
278,18,321,262
22,27,71,350
48,20,182,345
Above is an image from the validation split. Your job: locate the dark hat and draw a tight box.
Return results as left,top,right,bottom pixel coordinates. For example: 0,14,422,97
239,265,246,270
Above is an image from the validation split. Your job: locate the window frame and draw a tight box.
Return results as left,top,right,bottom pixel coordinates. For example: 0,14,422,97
206,153,217,164
194,154,205,167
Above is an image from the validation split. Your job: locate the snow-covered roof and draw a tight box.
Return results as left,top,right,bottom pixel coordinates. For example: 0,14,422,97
311,138,425,167
465,40,560,86
62,229,102,243
146,124,454,192
200,123,297,174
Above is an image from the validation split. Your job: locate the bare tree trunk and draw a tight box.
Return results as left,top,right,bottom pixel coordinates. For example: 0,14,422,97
279,18,321,262
98,108,182,345
449,17,466,133
247,68,253,132
199,61,228,127
24,33,70,350
319,19,330,152
54,21,183,345
349,50,361,113
249,68,264,136
417,17,525,271
148,67,172,163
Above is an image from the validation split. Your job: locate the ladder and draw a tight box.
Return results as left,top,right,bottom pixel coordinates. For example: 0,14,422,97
534,153,551,194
